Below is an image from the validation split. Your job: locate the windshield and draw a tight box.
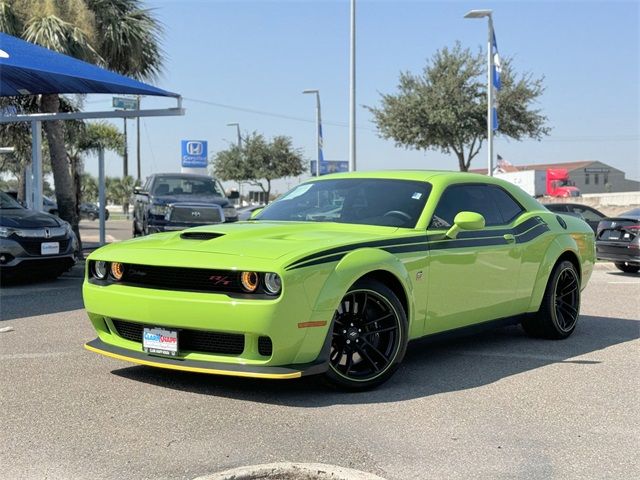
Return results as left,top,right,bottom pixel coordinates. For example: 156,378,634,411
256,178,432,228
0,191,23,209
152,176,224,196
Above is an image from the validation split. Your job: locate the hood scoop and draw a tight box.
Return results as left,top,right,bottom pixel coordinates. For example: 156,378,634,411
180,232,225,241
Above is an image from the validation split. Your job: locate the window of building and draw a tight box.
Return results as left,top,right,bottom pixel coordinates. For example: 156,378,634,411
594,174,599,185
585,173,590,185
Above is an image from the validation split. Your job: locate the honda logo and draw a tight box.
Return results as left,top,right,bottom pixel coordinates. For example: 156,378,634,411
186,141,204,156
44,228,51,239
191,211,201,217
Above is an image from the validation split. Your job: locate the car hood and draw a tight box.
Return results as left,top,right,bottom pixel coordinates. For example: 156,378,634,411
0,208,63,228
152,194,229,207
103,221,405,262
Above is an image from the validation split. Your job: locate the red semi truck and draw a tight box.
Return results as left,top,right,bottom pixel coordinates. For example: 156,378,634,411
495,168,581,198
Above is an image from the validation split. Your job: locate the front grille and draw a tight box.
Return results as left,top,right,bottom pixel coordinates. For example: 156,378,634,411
120,263,244,293
16,237,70,255
258,336,273,357
170,206,223,223
111,319,245,355
180,232,225,240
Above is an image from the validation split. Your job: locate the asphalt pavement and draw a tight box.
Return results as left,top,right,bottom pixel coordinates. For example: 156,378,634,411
0,224,638,479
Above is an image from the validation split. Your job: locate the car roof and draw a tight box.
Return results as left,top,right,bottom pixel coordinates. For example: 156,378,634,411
151,173,213,179
310,170,496,183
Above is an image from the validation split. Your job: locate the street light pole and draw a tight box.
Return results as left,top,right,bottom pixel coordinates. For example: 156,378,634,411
136,96,141,182
464,9,494,176
302,89,321,178
349,0,356,172
226,122,242,202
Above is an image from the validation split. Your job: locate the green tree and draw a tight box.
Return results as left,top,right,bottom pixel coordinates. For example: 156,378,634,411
80,173,98,203
212,133,306,204
106,175,138,213
0,0,163,236
366,42,550,171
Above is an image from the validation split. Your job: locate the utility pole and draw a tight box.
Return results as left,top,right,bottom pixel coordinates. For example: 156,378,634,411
349,0,356,172
136,96,141,181
122,117,128,177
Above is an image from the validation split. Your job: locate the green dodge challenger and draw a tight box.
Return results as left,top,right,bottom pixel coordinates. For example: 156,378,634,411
83,171,595,390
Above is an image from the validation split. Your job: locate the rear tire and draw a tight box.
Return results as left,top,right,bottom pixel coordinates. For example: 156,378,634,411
614,262,639,274
522,260,580,339
323,278,408,391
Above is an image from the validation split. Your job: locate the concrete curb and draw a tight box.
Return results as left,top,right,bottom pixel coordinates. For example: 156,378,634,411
193,462,388,480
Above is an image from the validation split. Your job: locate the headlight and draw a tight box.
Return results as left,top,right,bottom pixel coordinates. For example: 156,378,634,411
240,271,259,292
263,273,281,295
110,262,124,281
0,226,17,238
61,221,72,235
93,260,108,279
223,207,237,219
149,204,169,216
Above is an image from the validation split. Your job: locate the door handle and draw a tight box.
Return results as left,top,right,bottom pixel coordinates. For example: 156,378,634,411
503,234,516,243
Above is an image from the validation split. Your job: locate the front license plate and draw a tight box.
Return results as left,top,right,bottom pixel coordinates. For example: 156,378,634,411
41,242,60,255
143,327,178,356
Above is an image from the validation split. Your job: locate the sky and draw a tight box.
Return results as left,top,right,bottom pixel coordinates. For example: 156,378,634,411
82,0,640,193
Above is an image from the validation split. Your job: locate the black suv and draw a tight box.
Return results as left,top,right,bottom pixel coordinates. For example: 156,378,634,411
132,173,238,236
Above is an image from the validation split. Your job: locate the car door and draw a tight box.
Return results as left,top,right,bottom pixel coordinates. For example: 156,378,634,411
425,183,525,334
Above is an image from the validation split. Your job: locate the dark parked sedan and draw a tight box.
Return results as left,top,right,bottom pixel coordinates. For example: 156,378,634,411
596,207,640,273
545,203,605,233
0,191,77,281
80,202,109,221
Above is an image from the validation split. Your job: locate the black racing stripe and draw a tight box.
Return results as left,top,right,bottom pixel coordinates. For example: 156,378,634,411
286,235,428,269
383,244,429,254
429,236,508,251
287,252,348,270
516,223,550,243
286,217,550,270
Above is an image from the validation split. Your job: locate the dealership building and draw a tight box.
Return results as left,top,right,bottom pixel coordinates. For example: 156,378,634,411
472,160,639,194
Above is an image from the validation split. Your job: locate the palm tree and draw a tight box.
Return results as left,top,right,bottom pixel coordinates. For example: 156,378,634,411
0,0,163,240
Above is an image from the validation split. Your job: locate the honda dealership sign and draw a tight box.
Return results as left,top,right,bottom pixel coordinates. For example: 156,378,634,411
181,140,208,168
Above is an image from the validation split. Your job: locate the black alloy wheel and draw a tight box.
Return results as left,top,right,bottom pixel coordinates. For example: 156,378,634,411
552,266,580,333
522,260,580,339
324,278,408,390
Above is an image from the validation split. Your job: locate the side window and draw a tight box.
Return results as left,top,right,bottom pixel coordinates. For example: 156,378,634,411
572,206,603,222
431,184,503,228
487,186,525,224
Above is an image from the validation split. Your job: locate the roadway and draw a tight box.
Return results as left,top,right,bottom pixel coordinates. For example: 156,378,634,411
0,221,638,479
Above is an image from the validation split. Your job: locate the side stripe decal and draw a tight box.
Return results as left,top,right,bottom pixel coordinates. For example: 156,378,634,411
286,216,549,270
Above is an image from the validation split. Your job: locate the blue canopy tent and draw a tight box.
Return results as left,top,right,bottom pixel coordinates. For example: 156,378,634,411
0,32,184,244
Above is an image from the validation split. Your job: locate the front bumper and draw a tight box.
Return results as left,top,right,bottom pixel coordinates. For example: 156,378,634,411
83,275,334,375
0,235,76,272
85,337,327,379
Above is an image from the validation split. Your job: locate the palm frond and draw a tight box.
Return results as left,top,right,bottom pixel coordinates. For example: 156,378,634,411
87,0,164,81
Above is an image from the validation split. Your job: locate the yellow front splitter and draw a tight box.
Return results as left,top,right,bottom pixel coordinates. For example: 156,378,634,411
84,338,327,380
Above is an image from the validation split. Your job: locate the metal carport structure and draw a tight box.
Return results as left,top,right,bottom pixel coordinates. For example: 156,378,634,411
0,32,184,244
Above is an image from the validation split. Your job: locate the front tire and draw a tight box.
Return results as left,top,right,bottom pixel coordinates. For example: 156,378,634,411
614,262,639,274
522,260,580,339
324,278,408,391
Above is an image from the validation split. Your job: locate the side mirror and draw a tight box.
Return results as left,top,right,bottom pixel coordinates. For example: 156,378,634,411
250,207,264,219
227,191,240,200
446,211,485,239
134,186,148,196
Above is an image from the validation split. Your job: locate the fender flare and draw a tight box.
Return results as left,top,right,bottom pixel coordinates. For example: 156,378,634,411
527,234,581,312
311,247,414,323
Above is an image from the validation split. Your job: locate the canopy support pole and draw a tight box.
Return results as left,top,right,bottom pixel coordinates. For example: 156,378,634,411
30,120,43,212
98,147,106,246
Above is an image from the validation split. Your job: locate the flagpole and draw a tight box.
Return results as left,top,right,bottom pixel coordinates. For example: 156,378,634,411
487,15,494,177
349,0,356,172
